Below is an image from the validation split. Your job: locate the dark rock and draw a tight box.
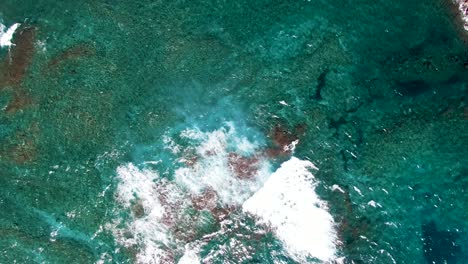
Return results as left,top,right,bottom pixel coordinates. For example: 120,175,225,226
329,116,347,131
422,220,460,264
131,200,145,218
311,69,329,100
396,80,431,96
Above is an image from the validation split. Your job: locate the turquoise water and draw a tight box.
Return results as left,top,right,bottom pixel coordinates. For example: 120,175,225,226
0,0,467,263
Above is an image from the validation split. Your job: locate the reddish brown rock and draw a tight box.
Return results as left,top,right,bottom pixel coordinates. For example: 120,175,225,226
156,182,184,227
4,89,32,113
446,0,468,41
7,122,39,164
191,188,218,210
331,187,371,250
48,43,95,68
9,138,37,163
0,27,36,114
227,152,259,179
183,154,198,167
264,124,303,157
272,125,297,148
211,205,237,222
0,27,36,86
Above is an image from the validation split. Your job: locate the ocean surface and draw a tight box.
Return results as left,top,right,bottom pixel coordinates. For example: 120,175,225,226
0,0,467,263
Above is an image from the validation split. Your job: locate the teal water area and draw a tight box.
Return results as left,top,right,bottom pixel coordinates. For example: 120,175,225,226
0,0,467,263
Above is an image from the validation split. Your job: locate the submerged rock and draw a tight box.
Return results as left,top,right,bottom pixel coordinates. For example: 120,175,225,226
0,26,36,114
191,188,218,211
47,42,96,68
422,220,461,264
227,152,259,179
0,27,36,86
396,80,431,96
265,124,300,157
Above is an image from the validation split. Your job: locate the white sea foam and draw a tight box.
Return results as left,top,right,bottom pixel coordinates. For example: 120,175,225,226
331,184,345,193
163,134,181,154
353,186,363,196
455,0,468,31
0,22,20,48
112,123,340,263
112,164,174,263
178,245,201,264
111,122,272,263
242,157,338,262
367,200,382,208
283,139,299,153
175,123,271,205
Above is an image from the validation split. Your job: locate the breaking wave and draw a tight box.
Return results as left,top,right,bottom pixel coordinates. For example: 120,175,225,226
108,122,339,263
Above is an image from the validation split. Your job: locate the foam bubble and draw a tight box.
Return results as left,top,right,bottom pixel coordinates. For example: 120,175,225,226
455,0,468,31
0,22,20,48
112,164,174,263
242,157,338,262
111,123,271,263
331,184,345,193
174,123,271,205
111,124,340,263
177,245,200,264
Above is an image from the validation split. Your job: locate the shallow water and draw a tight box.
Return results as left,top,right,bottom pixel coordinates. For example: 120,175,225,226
0,0,467,263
